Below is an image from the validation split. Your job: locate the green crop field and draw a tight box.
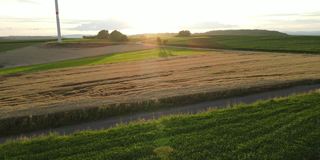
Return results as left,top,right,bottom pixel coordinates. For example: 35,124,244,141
143,35,320,54
0,48,205,75
1,91,319,160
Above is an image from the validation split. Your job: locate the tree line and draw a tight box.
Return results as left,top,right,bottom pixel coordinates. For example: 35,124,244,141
84,30,128,42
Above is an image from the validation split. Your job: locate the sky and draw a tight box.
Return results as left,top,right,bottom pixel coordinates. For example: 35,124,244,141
0,0,320,36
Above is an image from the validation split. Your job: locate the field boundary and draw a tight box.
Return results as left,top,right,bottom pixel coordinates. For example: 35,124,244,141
43,42,132,48
161,43,320,54
0,79,319,136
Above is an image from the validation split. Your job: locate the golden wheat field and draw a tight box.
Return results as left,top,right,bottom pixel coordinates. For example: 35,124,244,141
0,50,320,119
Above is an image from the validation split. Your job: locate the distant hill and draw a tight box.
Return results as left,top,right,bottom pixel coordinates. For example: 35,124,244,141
64,34,87,39
131,33,177,38
286,31,320,36
198,29,288,36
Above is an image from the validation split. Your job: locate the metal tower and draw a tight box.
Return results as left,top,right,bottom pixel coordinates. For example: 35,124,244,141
55,0,62,43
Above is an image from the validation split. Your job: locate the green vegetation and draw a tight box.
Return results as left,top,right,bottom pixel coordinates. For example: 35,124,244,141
1,91,319,160
84,30,128,42
132,32,320,54
96,30,110,39
177,30,192,37
0,39,53,53
0,48,205,75
163,35,320,54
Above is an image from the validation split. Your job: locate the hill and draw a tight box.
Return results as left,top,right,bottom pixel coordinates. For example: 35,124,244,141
287,31,320,36
198,29,288,36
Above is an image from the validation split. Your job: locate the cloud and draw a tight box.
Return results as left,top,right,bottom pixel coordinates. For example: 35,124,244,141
189,22,237,30
303,12,320,17
286,31,320,35
254,18,320,32
261,11,320,18
72,20,130,31
251,11,320,32
0,17,52,23
16,0,38,4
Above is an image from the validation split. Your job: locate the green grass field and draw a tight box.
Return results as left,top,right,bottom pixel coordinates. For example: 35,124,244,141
0,48,205,75
1,91,319,160
150,35,320,54
0,39,54,53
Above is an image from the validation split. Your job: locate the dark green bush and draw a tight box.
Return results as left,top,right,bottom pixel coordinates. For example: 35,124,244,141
96,30,109,39
109,30,128,42
177,30,191,37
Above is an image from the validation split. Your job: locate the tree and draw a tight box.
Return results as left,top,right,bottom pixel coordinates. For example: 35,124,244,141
83,30,128,42
163,40,168,45
96,30,109,39
156,37,162,45
177,30,192,37
109,30,128,42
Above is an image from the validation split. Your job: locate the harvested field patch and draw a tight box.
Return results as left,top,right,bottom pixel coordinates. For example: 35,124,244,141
0,48,197,75
0,50,320,134
0,44,155,68
0,50,319,116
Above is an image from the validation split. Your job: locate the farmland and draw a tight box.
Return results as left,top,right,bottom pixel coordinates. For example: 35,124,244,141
0,48,319,134
3,0,320,158
138,35,320,54
1,91,319,160
0,48,199,75
45,38,127,48
0,38,121,53
0,43,155,68
0,39,54,53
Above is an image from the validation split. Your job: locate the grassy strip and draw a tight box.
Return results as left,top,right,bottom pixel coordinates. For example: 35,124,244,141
1,89,320,159
160,35,320,54
0,48,203,75
0,79,319,136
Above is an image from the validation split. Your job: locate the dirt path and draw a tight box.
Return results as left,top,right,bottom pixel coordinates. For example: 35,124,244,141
0,43,155,68
0,84,319,144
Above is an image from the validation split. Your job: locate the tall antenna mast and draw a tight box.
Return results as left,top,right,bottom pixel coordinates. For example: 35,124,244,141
55,0,62,43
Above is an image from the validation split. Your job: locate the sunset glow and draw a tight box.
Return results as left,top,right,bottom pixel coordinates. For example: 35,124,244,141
1,0,320,36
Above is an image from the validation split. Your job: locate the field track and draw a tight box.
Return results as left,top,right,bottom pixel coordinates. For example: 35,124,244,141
0,43,155,68
1,50,320,120
0,84,319,143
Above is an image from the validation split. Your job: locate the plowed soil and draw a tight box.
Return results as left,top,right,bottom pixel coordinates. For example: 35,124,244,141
0,43,155,68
